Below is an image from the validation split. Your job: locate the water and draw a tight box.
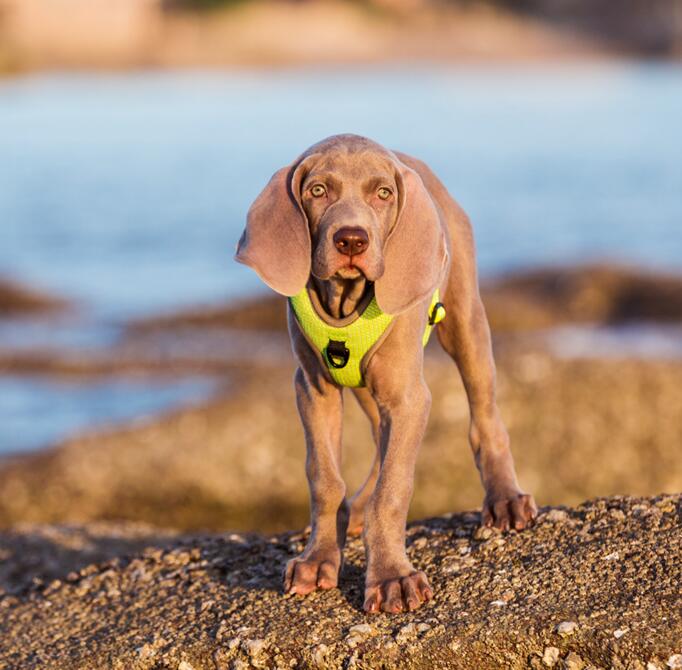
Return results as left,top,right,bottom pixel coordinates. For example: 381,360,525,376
0,375,217,453
0,63,681,452
1,64,680,316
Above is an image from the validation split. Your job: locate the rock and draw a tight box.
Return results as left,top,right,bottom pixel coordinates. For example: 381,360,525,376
556,620,578,637
347,623,373,637
245,638,267,661
395,623,418,644
0,496,680,670
312,644,329,668
473,526,494,541
563,652,585,670
543,647,561,667
345,623,375,647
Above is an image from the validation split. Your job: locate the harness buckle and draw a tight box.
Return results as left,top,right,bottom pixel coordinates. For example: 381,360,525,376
429,302,446,326
326,339,350,369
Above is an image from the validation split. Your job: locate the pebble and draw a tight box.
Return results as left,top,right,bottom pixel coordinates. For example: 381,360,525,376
474,527,494,541
345,623,374,647
443,561,461,575
613,628,628,639
563,652,585,670
395,623,418,644
245,638,267,658
556,620,578,637
137,644,156,660
667,656,682,669
178,662,195,670
312,644,328,668
543,647,561,667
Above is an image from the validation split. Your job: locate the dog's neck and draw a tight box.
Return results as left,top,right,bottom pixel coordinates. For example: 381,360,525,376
312,275,369,319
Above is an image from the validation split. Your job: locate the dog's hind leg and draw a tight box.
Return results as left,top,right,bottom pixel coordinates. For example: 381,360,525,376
396,151,537,532
435,223,537,531
347,387,381,536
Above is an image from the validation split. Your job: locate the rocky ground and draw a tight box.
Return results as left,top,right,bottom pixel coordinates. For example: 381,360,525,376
0,495,680,670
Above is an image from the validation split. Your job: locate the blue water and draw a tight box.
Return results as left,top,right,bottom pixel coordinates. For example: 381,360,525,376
0,63,681,452
1,64,680,317
0,376,217,453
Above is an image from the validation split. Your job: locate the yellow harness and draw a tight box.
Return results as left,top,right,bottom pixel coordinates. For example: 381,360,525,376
289,288,446,388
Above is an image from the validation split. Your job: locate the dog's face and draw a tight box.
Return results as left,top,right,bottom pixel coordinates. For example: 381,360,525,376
236,134,447,315
297,148,400,283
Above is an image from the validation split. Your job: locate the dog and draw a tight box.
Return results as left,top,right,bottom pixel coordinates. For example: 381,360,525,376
236,134,536,613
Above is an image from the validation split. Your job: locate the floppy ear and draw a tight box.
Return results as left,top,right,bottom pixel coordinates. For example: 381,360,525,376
374,163,448,315
235,163,310,296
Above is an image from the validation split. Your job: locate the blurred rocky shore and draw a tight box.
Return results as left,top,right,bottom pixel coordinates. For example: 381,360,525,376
1,264,681,533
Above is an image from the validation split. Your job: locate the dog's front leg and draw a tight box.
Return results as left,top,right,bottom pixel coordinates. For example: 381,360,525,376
361,332,434,613
284,366,348,595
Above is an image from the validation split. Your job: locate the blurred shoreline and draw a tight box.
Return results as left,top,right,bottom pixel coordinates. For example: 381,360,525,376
3,0,681,76
1,263,682,532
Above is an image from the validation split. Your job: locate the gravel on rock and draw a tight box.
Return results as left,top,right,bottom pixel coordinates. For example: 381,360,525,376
0,495,680,670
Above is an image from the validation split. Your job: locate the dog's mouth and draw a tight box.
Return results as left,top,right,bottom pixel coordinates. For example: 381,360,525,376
335,260,365,280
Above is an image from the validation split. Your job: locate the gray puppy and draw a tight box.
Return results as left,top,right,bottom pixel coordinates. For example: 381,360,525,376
236,134,536,614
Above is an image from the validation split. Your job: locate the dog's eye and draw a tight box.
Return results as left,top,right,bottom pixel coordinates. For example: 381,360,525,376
311,184,327,198
377,187,392,200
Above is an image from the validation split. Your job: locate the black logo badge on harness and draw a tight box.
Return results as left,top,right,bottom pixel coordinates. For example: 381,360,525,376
326,339,350,369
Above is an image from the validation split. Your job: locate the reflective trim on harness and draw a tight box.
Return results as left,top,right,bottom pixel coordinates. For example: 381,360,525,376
289,287,446,388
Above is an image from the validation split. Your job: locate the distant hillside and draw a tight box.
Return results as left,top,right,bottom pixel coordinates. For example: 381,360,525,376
163,0,682,57
494,0,682,56
0,0,680,72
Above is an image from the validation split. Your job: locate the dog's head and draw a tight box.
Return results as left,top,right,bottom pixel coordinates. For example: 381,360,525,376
235,134,446,314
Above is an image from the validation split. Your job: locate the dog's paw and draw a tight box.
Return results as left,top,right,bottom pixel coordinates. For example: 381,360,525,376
482,491,537,531
363,571,433,614
283,555,341,596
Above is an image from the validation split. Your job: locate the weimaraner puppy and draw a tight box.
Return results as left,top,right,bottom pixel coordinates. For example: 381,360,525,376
236,134,537,614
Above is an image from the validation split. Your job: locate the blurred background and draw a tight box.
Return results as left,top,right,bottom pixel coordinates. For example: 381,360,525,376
0,0,681,533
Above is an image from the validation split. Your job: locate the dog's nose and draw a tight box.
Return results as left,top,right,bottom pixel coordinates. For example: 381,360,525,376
333,227,369,256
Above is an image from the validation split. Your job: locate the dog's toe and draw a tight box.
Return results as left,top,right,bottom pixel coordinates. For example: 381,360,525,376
483,492,538,532
363,571,432,614
284,556,340,595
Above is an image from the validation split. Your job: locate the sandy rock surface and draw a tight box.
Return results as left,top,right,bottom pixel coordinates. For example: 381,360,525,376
1,351,681,533
0,495,680,670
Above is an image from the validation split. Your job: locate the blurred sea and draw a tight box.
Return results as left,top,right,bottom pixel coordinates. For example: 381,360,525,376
0,63,681,452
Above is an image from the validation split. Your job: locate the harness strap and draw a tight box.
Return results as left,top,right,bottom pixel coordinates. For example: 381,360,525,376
289,287,445,388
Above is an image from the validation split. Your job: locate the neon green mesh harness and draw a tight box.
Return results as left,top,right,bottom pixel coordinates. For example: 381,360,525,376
289,288,446,388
